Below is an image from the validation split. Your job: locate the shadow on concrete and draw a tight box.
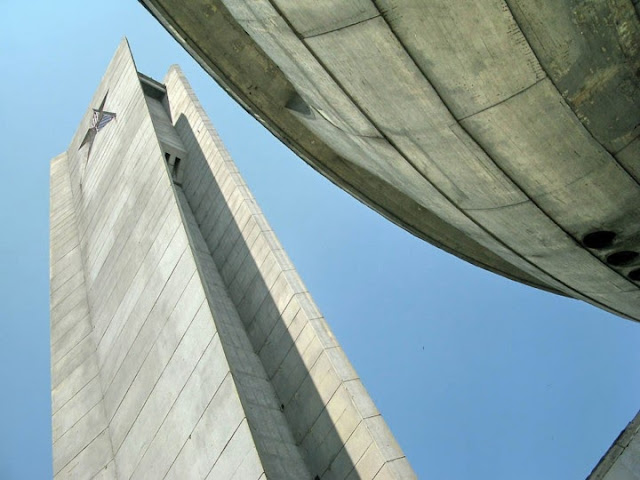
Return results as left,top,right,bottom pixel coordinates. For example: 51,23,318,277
173,114,360,480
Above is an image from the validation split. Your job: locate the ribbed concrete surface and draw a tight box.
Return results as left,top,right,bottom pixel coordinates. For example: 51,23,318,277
50,40,413,479
139,0,640,322
163,64,414,479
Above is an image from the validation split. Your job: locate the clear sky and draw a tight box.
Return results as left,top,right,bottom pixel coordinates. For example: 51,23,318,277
0,1,638,479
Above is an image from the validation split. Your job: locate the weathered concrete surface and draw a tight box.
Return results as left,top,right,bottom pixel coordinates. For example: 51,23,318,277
139,0,640,323
163,65,414,479
50,39,413,479
588,410,640,480
50,152,117,479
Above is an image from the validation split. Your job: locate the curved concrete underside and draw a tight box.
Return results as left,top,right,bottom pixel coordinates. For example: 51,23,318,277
140,0,640,322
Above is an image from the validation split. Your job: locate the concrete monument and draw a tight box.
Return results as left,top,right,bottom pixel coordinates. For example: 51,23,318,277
136,5,640,472
50,40,414,479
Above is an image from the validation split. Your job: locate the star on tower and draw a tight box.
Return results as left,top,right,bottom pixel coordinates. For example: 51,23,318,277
79,92,116,159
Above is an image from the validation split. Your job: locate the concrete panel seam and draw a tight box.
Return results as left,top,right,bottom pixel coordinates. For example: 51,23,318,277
94,227,184,350
203,418,250,479
160,370,234,477
114,332,216,461
106,298,208,427
52,372,100,416
100,262,197,395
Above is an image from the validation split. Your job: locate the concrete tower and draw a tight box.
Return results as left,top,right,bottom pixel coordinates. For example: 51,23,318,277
136,2,640,475
50,40,414,479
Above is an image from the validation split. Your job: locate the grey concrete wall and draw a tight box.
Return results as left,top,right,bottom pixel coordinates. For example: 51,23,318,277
50,152,116,479
162,65,415,479
51,39,413,479
588,411,640,480
144,91,310,479
52,40,270,479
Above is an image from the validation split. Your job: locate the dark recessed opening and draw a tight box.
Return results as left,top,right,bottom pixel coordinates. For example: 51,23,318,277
164,152,170,161
606,251,638,266
629,269,640,281
582,230,616,249
285,92,313,118
280,403,284,412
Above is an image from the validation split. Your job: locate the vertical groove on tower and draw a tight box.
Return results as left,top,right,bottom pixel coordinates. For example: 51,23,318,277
50,40,414,479
161,65,415,479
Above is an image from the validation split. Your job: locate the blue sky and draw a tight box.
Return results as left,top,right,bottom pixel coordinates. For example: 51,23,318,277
1,1,638,478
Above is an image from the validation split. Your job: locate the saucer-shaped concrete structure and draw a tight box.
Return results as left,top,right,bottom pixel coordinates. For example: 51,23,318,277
140,0,640,322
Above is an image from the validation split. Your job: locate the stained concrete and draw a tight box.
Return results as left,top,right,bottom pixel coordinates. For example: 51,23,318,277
50,39,413,479
139,0,640,322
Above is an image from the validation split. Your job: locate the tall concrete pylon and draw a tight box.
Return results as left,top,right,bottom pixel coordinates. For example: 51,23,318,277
50,40,414,479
